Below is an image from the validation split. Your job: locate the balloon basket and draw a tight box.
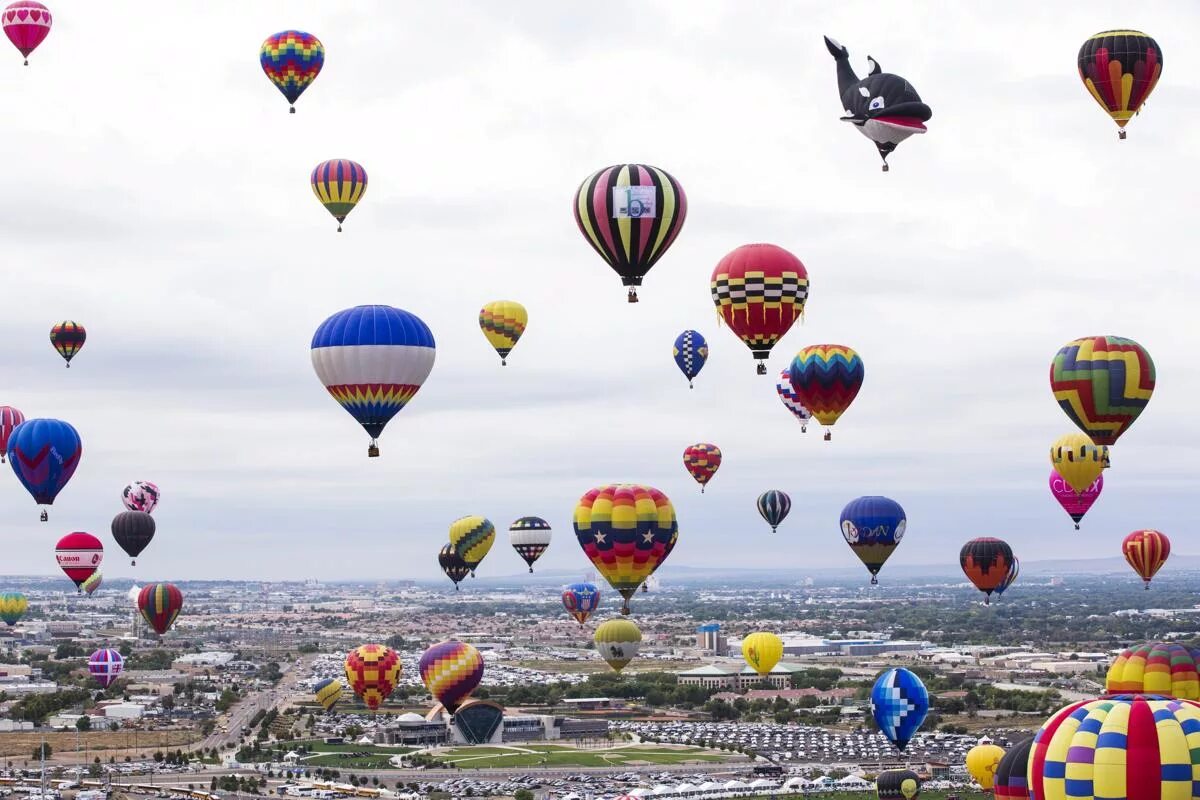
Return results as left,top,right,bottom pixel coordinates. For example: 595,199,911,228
528,567,533,573
756,363,767,375
688,381,693,389
368,443,380,458
870,576,878,585
1074,524,1080,530
131,559,137,566
627,289,639,303
1119,130,1127,140
501,359,507,366
40,510,48,522
65,363,70,368
289,106,296,114
881,164,889,172
823,431,832,441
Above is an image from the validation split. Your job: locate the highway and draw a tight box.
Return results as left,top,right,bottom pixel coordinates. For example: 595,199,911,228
193,656,314,752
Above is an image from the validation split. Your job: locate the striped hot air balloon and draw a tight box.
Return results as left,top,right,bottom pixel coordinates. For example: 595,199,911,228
1106,642,1200,700
314,678,343,711
311,160,367,231
80,572,102,596
479,301,527,366
49,321,85,367
1077,32,1162,139
137,583,182,636
711,244,809,374
1122,529,1169,589
419,641,484,713
994,735,1032,800
508,517,551,573
789,345,864,439
87,648,123,688
776,369,812,431
756,490,791,533
0,406,24,463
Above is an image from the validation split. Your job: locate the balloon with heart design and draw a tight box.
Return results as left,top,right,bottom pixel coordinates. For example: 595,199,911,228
3,1,51,65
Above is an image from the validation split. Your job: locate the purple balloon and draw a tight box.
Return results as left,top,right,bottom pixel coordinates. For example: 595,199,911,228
1049,469,1102,529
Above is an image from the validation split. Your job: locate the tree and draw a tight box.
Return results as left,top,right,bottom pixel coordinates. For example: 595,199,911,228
109,721,120,732
55,643,85,659
75,716,91,731
162,695,176,710
33,744,51,761
514,791,534,800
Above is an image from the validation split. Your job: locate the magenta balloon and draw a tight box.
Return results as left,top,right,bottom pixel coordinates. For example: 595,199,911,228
1049,469,1102,530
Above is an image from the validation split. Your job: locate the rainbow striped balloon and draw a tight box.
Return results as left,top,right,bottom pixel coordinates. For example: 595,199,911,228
419,640,484,713
1106,642,1200,700
788,345,864,437
311,159,367,232
260,30,323,111
1050,336,1155,447
1029,694,1200,800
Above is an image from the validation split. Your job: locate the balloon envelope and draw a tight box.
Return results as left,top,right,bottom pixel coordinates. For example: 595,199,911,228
314,678,343,711
509,517,551,572
0,593,27,626
789,345,864,431
960,538,1014,603
1049,432,1105,493
711,244,808,372
7,418,82,511
1049,470,1101,528
311,160,367,230
1123,529,1169,587
1050,336,1154,445
1106,642,1200,700
871,668,928,751
344,644,401,710
479,301,527,365
994,736,1032,800
672,330,708,387
0,406,24,461
840,496,905,583
756,490,791,532
137,583,183,636
49,320,85,365
561,582,600,625
3,1,51,62
419,640,484,713
776,370,812,429
966,743,1005,791
682,443,721,491
448,516,495,575
88,648,123,689
80,572,102,596
1077,32,1162,135
876,768,921,800
55,532,102,589
438,544,470,589
594,618,641,672
742,632,783,676
260,31,323,109
121,481,160,513
111,511,156,564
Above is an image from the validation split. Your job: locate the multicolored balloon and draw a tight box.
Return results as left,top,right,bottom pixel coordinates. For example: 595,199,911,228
756,490,791,533
573,164,687,302
88,648,123,689
479,301,527,366
0,406,24,463
1050,336,1155,446
509,517,551,573
448,516,495,577
840,496,905,584
1028,695,1200,800
959,537,1014,604
1049,470,1102,530
788,345,864,439
870,668,928,751
111,511,155,566
311,305,436,457
314,678,343,711
344,644,401,711
0,593,27,626
55,532,102,592
561,582,600,626
993,557,1019,598
438,544,470,590
993,736,1032,800
80,572,102,596
594,618,641,672
1078,32,1162,139
1106,642,1200,700
741,631,783,676
672,330,708,388
2,1,50,65
7,417,81,520
682,443,721,493
574,484,678,615
137,583,183,636
1049,432,1106,493
710,244,809,374
260,31,323,113
419,640,484,713
776,370,811,431
49,321,85,367
1123,529,1169,589
311,160,367,232
966,742,1005,791
876,769,921,800
121,480,160,514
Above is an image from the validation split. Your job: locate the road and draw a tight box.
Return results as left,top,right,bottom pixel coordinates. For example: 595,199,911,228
193,655,315,752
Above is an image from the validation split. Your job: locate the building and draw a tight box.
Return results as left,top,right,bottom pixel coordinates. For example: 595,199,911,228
100,702,146,720
696,624,728,655
173,652,236,668
561,698,626,711
677,662,813,689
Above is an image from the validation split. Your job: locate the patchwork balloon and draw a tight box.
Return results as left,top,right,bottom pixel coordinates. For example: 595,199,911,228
479,301,527,366
419,640,484,713
776,370,811,431
672,330,708,388
88,648,123,689
508,517,551,572
756,490,791,533
344,644,401,711
1050,336,1155,446
8,418,81,520
260,31,323,112
1049,470,1102,529
711,244,809,374
311,160,367,232
871,668,928,751
682,443,721,493
2,1,50,65
789,345,864,439
448,516,495,576
1078,32,1162,139
840,496,905,584
561,582,600,626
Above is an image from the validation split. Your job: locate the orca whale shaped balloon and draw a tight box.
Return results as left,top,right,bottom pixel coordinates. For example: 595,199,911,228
824,36,932,172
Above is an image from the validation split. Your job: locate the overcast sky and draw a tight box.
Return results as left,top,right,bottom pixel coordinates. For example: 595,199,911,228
1,1,1196,583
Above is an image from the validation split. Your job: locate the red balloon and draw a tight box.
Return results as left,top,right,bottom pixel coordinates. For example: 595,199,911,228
682,443,721,493
137,583,183,636
1123,529,1169,588
710,244,809,374
54,531,102,591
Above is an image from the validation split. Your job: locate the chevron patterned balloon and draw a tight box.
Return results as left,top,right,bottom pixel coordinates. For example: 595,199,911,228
1050,335,1154,446
419,640,484,713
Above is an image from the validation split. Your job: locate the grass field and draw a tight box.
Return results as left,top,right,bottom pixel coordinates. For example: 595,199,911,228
437,744,732,769
293,741,414,768
0,730,199,758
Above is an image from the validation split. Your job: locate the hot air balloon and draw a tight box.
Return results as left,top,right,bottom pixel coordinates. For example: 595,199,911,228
260,30,323,113
121,481,160,514
594,618,641,672
439,544,470,590
710,244,809,374
509,517,551,573
756,490,791,533
1049,432,1106,493
876,769,921,800
419,641,484,713
449,516,495,577
789,345,864,440
682,443,721,493
49,321,85,367
55,532,102,592
0,406,24,463
344,644,401,711
741,632,783,676
993,557,1019,599
311,160,367,232
824,36,932,171
1028,695,1200,800
966,741,1004,791
111,511,155,566
573,164,687,302
561,582,600,626
479,301,527,366
840,496,905,584
311,305,436,457
2,1,50,65
1107,642,1200,700
871,668,928,751
1123,529,1169,588
7,418,81,521
994,736,1032,800
80,572,102,596
314,678,343,712
87,648,123,689
959,537,1014,604
137,583,182,636
574,484,678,615
1050,336,1154,446
0,593,27,626
1049,470,1102,530
776,370,812,431
672,330,708,388
1078,32,1162,139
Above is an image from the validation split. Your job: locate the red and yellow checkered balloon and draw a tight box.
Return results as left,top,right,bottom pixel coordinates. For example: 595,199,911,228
344,644,401,710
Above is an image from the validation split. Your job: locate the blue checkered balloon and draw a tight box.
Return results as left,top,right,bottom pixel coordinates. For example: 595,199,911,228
672,330,709,388
871,668,929,751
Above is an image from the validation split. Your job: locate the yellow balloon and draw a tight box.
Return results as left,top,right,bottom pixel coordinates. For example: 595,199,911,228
479,301,528,366
1049,432,1105,493
966,743,1004,791
741,631,783,676
594,618,641,672
448,516,495,576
